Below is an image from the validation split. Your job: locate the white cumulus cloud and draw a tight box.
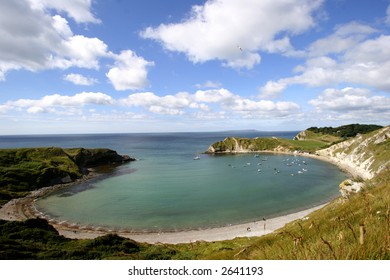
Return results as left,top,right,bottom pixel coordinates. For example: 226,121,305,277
64,73,98,85
120,88,301,118
141,0,323,69
0,0,106,79
260,22,390,96
28,0,100,23
259,80,288,99
5,92,113,114
106,50,155,91
308,87,390,122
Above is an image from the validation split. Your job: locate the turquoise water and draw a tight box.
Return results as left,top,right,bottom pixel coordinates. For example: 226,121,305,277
0,132,346,231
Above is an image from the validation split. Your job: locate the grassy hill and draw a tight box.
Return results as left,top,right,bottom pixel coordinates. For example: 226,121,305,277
294,124,383,144
207,136,328,154
0,148,133,206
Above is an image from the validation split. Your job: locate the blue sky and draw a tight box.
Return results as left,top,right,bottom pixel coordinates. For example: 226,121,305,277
1,0,390,134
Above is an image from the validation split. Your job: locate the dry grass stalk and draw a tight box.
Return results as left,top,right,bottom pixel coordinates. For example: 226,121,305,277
359,224,366,245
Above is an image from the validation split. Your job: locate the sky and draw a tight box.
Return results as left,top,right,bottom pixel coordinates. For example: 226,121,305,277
0,0,390,135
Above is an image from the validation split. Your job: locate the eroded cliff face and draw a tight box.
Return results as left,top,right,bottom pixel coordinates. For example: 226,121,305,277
316,126,390,180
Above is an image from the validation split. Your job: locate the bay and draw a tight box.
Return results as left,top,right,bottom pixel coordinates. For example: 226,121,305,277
0,131,346,231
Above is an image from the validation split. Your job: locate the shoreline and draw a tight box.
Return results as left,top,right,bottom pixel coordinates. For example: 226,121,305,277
0,149,366,244
52,203,328,244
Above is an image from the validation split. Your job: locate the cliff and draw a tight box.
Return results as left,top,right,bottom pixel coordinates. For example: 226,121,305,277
315,126,390,180
0,147,134,205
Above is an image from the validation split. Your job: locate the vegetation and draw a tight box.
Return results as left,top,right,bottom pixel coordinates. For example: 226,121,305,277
0,219,142,259
0,147,132,206
307,124,383,139
0,125,389,259
208,136,328,154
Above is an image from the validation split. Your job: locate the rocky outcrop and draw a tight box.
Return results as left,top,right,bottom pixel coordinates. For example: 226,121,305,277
293,131,307,141
69,148,134,169
339,179,364,199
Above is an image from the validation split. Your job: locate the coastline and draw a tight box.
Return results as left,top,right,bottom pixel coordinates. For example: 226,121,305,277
0,149,364,244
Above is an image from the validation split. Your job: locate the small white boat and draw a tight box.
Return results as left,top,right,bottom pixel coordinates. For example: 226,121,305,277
193,155,201,160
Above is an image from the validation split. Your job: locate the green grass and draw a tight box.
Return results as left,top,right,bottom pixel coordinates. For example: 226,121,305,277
0,148,82,205
0,147,130,206
297,130,342,144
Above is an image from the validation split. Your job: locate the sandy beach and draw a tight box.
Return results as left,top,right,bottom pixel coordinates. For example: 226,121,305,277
0,151,364,244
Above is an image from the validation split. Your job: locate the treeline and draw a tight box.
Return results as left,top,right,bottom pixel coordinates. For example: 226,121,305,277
307,124,383,138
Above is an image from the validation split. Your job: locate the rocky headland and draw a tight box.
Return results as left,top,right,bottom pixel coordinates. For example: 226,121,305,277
0,147,134,205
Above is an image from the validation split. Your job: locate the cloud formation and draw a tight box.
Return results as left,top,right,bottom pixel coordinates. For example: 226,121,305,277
0,1,105,78
1,88,301,121
0,0,153,91
260,22,390,97
2,92,113,114
120,88,300,119
64,73,98,85
141,0,323,69
309,87,390,122
28,0,100,23
106,50,155,91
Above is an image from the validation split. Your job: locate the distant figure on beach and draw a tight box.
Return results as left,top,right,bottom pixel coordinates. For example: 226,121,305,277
247,227,251,231
263,217,266,230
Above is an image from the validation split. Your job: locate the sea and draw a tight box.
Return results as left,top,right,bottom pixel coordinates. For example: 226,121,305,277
0,131,347,232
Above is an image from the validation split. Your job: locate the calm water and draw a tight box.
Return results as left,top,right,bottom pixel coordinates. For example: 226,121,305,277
0,131,346,231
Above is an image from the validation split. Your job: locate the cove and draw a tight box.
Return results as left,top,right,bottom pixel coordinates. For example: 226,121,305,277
36,152,346,232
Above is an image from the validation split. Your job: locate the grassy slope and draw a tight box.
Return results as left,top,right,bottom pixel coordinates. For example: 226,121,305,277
0,147,130,206
297,130,342,144
0,148,82,205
